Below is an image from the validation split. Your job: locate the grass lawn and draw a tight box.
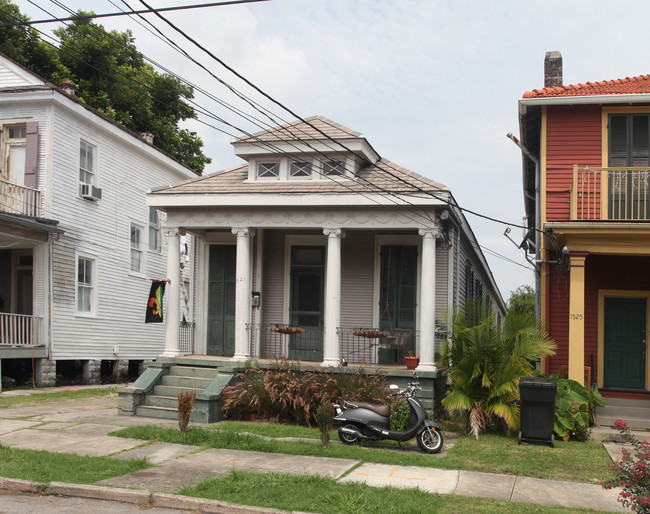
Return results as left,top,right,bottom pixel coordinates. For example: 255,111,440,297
113,422,612,484
180,470,606,514
0,387,117,406
0,445,149,483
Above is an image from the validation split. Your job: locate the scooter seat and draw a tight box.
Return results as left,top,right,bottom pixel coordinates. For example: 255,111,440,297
348,402,390,417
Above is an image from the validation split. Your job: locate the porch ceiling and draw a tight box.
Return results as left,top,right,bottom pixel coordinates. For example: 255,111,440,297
0,212,64,244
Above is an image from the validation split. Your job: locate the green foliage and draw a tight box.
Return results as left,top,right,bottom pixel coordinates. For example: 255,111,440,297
440,299,556,439
0,2,210,172
316,401,334,447
507,285,536,316
221,358,391,426
547,371,605,441
389,399,410,432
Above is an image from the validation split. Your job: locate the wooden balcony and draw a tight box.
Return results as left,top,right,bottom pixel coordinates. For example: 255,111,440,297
0,313,43,347
571,166,650,221
0,178,41,217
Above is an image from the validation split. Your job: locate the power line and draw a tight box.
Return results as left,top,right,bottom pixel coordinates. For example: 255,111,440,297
1,0,269,26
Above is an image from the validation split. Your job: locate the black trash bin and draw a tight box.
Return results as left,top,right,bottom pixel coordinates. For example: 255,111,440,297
518,377,557,447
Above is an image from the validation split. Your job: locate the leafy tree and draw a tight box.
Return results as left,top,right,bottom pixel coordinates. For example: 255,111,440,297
507,284,536,316
0,1,210,172
440,300,556,438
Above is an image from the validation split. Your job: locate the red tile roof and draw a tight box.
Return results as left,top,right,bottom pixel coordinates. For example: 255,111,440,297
523,75,650,98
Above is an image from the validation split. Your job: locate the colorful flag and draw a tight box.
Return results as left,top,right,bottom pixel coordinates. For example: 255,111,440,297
146,280,166,323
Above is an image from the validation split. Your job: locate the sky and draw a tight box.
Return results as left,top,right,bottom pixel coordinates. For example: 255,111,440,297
15,0,650,302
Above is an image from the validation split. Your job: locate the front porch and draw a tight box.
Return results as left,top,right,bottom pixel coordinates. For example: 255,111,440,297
118,355,447,423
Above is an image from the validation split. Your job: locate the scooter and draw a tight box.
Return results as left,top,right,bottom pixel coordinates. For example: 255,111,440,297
332,375,444,454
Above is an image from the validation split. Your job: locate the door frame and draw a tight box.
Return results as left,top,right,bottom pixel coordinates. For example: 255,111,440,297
598,289,650,390
373,235,421,358
197,234,236,356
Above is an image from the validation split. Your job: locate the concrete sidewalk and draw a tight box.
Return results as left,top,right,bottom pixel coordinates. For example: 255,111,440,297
0,387,626,512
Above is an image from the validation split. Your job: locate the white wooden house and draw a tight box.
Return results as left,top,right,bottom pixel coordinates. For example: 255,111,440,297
149,116,505,371
0,54,198,388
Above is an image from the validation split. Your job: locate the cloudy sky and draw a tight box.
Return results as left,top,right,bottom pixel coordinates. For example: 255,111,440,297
16,0,650,301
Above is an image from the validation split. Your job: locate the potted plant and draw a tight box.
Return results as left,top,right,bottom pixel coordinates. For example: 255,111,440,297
404,351,419,370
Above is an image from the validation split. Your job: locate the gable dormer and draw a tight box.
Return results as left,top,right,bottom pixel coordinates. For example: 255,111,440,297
232,115,380,183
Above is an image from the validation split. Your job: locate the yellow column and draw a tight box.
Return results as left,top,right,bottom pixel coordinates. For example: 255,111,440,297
568,253,588,382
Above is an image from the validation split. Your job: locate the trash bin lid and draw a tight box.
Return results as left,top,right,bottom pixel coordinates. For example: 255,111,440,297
519,377,557,389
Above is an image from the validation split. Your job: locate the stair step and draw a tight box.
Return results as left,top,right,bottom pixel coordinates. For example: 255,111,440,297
153,384,204,397
169,365,221,379
161,375,213,388
136,405,179,421
143,395,181,409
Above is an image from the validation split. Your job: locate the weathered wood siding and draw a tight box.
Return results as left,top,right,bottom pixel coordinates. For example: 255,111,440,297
545,105,602,221
36,100,195,361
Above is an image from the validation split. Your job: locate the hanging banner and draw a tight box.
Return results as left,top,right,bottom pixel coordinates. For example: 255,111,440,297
145,280,166,323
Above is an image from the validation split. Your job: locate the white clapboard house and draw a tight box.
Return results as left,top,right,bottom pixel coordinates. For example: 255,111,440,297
0,54,198,389
118,116,506,422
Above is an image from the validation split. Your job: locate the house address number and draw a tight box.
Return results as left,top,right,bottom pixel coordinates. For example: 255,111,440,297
570,313,583,320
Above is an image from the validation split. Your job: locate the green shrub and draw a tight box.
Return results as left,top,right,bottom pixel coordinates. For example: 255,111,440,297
389,399,410,432
316,401,334,447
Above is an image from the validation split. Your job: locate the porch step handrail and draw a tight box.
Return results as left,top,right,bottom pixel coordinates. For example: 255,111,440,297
0,178,41,217
0,313,42,347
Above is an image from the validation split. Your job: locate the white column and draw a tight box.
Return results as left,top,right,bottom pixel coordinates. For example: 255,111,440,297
417,227,440,372
322,227,343,367
232,227,255,361
162,227,181,357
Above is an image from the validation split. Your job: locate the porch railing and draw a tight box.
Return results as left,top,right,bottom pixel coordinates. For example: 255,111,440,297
572,166,650,221
257,323,324,361
179,321,195,354
0,313,42,347
0,178,41,217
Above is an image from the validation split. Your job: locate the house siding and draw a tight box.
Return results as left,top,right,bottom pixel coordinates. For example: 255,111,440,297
340,231,374,328
545,105,602,222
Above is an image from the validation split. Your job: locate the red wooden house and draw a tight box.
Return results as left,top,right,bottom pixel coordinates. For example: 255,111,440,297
517,52,650,399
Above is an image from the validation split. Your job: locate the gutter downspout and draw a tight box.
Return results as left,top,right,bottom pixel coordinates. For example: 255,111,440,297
507,133,541,329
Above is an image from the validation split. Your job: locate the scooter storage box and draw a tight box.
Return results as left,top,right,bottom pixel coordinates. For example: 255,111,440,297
519,377,557,447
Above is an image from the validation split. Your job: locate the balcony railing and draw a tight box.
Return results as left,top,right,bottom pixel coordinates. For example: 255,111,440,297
572,166,650,221
0,313,42,347
0,178,41,217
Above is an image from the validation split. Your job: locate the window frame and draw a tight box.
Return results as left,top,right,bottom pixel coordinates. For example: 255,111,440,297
148,207,161,252
322,160,345,177
256,161,280,180
289,160,313,180
130,222,144,274
76,254,96,316
2,122,27,183
79,139,97,186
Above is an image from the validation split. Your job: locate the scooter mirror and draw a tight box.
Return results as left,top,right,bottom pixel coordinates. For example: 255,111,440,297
389,384,399,391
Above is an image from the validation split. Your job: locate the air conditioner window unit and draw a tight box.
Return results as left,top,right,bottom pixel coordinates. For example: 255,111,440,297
80,183,102,201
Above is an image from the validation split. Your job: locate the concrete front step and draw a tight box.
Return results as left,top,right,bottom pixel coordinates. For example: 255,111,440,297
161,375,214,388
168,365,221,379
153,384,205,397
143,395,182,409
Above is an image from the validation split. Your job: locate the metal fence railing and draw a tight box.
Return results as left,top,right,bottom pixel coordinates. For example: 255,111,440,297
179,321,195,354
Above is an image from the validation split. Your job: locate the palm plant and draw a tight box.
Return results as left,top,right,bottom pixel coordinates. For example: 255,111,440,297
439,300,556,439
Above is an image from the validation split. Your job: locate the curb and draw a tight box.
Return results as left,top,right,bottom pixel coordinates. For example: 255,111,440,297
0,477,291,513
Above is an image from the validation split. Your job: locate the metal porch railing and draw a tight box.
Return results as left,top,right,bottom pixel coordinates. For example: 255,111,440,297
572,166,650,220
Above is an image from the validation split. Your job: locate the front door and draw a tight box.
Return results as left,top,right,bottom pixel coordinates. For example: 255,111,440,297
378,245,417,365
207,245,236,357
604,297,647,389
289,246,324,362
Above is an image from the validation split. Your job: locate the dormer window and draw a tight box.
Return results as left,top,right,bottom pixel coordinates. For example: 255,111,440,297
323,160,345,177
257,162,279,179
290,161,312,179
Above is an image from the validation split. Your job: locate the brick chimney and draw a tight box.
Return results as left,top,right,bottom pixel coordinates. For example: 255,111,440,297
544,51,563,87
141,132,154,144
58,80,76,96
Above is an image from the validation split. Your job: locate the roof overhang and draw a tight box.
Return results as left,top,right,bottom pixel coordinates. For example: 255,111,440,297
545,221,650,256
148,192,448,209
0,212,64,243
232,138,380,164
519,93,650,115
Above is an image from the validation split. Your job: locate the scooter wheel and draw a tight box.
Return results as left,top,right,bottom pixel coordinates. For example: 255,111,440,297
338,424,360,445
417,426,444,454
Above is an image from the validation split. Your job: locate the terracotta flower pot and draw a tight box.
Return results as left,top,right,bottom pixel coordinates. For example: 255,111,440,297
404,356,420,370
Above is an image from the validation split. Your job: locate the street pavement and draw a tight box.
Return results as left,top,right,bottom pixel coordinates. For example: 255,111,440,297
0,386,626,513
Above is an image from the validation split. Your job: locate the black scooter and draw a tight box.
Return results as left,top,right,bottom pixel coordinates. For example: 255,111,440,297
332,375,444,454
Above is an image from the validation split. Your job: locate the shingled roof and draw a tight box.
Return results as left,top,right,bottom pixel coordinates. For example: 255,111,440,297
150,158,447,195
523,74,650,98
234,115,363,143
